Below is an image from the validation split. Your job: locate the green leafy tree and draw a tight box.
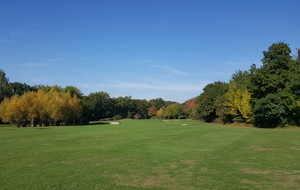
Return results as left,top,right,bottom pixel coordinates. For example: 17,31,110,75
63,86,83,98
250,42,293,99
134,99,150,118
196,82,229,122
83,92,112,120
149,98,165,110
0,69,11,102
253,93,287,128
9,82,32,96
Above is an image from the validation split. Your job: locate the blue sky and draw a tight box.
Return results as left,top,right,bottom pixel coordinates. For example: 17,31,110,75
1,0,299,102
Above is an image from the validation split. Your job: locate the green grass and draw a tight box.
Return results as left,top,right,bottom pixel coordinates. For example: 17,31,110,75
1,119,300,189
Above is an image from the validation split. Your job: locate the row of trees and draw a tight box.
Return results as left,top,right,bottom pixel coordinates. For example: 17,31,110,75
0,70,183,126
0,89,82,127
82,92,178,120
195,42,300,128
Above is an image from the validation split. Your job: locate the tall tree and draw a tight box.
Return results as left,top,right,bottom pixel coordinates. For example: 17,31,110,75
250,42,293,99
0,69,11,102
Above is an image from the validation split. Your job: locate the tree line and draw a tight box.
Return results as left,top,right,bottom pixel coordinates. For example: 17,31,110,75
0,71,186,126
194,42,300,128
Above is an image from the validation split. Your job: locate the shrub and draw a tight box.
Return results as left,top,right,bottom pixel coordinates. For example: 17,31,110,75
133,114,142,119
113,115,123,120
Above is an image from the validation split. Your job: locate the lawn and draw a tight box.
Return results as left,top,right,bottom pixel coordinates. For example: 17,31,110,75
0,119,300,189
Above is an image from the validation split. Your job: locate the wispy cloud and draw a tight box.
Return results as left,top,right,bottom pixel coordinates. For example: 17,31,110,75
45,57,67,62
0,39,13,43
78,80,206,102
20,63,48,68
149,64,188,75
80,81,202,92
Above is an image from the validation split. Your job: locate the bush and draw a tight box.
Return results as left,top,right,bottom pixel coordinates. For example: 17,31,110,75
133,114,142,119
113,115,123,120
253,94,287,128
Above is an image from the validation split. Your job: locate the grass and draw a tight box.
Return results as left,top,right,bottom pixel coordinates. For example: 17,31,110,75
0,119,300,189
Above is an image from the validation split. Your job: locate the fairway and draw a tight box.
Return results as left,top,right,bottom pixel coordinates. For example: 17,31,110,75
0,120,300,189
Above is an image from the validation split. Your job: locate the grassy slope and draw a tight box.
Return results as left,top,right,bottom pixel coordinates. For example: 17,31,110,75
0,120,300,189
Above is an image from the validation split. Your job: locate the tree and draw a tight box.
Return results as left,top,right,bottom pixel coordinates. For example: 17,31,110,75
165,103,182,119
9,82,32,96
156,106,166,119
149,98,165,110
63,86,83,99
250,42,293,99
223,81,252,123
253,93,287,128
183,97,198,119
148,106,157,117
196,82,229,122
134,99,150,118
83,92,112,120
0,90,83,127
0,69,11,102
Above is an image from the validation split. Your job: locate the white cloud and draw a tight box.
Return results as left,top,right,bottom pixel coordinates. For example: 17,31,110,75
78,80,207,102
20,63,48,68
45,57,67,62
149,64,188,75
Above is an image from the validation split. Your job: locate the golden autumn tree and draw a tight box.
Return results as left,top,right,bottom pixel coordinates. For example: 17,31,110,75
156,106,166,119
0,88,83,127
224,81,252,123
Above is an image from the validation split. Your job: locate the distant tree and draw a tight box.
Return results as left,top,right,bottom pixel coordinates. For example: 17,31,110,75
149,98,165,110
183,97,198,119
196,82,229,122
156,106,166,119
165,103,182,119
148,106,157,117
134,99,150,118
83,92,112,120
63,86,83,99
9,82,32,96
0,69,11,102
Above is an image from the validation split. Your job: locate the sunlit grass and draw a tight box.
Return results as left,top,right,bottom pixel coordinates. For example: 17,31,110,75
0,119,300,189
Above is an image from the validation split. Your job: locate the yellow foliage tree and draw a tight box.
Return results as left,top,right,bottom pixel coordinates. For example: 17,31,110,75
225,81,252,123
156,106,166,119
0,89,83,127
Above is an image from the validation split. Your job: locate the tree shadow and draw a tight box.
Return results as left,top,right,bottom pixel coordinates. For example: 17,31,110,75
88,122,110,125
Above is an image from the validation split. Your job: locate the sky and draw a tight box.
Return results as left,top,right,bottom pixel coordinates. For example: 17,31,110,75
0,0,299,103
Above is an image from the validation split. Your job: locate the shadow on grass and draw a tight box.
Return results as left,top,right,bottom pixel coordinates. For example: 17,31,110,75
88,122,110,125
